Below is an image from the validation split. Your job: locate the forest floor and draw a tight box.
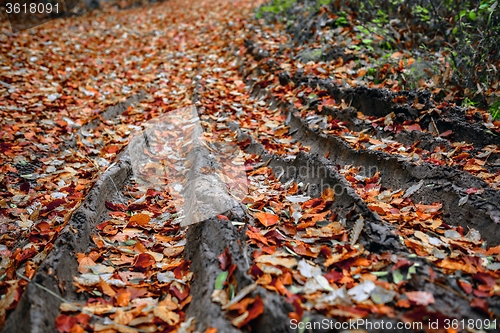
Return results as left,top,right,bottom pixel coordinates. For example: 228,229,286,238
1,0,500,332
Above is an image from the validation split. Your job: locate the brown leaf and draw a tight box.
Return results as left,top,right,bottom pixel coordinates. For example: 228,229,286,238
153,306,180,325
99,279,117,297
115,290,131,307
470,298,489,314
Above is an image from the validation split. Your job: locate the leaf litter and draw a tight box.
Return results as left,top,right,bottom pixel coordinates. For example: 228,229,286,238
1,0,500,331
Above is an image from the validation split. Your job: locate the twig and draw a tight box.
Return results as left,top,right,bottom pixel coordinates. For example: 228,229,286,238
424,277,469,300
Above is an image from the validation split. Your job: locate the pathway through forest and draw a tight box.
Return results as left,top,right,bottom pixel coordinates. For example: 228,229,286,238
1,0,500,332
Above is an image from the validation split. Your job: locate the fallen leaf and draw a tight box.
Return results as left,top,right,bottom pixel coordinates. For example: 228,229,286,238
218,247,232,271
254,211,279,227
132,253,156,271
55,314,77,333
405,291,435,306
255,254,297,269
153,306,180,325
129,213,151,226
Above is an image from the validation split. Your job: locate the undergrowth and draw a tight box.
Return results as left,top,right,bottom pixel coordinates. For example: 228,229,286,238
256,0,500,118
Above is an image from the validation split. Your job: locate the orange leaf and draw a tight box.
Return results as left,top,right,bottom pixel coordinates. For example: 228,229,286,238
231,296,264,328
99,279,116,297
116,290,131,307
69,324,84,333
321,187,335,202
204,328,217,333
254,212,278,227
78,256,96,274
246,228,269,245
129,213,151,226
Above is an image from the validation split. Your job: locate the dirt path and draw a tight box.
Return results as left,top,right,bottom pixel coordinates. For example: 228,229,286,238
1,0,500,332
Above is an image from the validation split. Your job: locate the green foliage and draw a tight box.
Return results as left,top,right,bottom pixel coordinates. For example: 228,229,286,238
335,11,349,26
256,0,296,19
491,101,500,120
373,9,388,26
413,5,430,22
256,0,499,118
462,97,477,108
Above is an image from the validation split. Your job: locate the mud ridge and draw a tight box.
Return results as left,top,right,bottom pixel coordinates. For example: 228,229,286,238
2,91,146,332
1,156,132,333
231,124,495,330
242,77,500,245
316,106,454,153
236,127,404,253
291,73,500,150
288,105,500,244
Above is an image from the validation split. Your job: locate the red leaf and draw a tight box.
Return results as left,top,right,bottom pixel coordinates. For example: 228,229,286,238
466,188,478,194
218,247,232,271
458,279,472,294
254,212,278,227
439,130,453,138
105,201,127,211
471,298,489,314
392,258,412,271
170,284,189,301
15,247,37,263
43,198,66,213
20,181,30,193
405,291,435,306
472,272,495,289
104,145,120,154
75,313,90,326
55,314,78,333
133,253,156,271
127,203,148,211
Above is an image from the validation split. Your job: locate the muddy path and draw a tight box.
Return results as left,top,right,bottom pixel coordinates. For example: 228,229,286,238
10,116,495,332
3,0,500,332
242,79,500,246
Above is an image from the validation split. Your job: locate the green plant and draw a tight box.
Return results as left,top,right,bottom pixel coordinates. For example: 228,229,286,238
491,101,500,120
462,97,477,108
335,11,349,26
256,0,296,19
373,9,389,26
